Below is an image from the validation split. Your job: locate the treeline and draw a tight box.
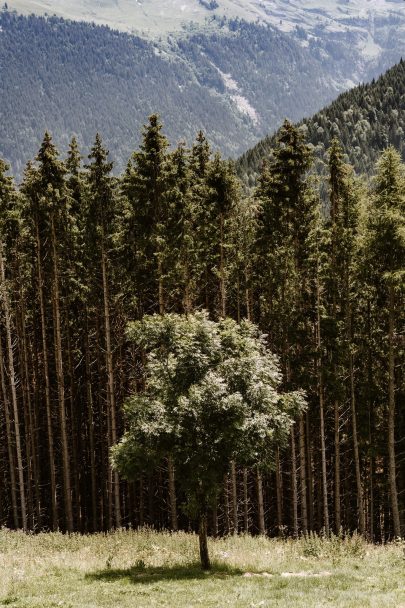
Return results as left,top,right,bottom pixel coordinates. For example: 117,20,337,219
238,60,405,187
0,116,404,538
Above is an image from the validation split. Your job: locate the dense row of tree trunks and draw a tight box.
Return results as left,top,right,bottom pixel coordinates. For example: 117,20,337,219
0,243,27,530
0,123,403,540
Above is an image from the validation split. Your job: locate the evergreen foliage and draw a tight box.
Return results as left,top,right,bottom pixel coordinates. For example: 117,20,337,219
0,115,403,542
112,312,305,567
238,60,405,187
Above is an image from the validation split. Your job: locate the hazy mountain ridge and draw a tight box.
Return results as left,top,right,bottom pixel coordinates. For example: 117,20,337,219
7,0,405,83
7,0,405,41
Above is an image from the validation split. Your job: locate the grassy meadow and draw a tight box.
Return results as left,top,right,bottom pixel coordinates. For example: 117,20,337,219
0,529,404,607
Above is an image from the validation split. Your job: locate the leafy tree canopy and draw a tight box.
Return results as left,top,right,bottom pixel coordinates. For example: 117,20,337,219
112,312,305,567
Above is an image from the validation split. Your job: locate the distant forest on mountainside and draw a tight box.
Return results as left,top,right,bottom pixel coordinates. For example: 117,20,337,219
0,10,344,177
0,111,403,539
238,60,405,187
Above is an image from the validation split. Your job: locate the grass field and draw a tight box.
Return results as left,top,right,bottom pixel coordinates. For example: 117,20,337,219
0,529,404,607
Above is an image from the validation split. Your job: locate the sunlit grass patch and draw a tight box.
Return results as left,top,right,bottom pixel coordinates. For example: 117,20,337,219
0,530,404,607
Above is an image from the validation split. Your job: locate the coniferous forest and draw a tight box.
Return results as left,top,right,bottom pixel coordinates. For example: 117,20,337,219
0,112,404,542
238,60,405,187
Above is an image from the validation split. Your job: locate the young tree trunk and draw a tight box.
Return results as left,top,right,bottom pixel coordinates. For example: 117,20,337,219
388,283,401,538
199,511,210,570
0,243,27,531
51,217,73,533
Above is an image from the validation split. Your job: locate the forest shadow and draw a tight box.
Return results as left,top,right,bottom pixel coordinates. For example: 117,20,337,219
86,562,243,585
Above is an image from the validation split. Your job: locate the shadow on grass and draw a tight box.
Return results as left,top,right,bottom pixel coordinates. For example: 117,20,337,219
86,562,243,585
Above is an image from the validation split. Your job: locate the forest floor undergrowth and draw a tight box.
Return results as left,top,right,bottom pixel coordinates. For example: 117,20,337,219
0,529,404,607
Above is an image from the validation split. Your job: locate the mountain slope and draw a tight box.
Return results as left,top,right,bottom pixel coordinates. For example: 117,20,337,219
2,2,405,176
8,0,405,42
237,60,405,186
7,0,405,80
0,12,344,175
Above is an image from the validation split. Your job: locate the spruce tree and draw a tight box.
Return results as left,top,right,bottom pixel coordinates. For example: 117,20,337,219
360,147,405,538
35,133,74,532
255,120,318,535
121,114,169,315
86,134,122,529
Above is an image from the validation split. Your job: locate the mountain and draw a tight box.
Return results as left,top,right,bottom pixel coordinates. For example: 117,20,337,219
8,0,405,45
0,11,344,175
8,0,405,77
237,60,405,186
1,1,405,175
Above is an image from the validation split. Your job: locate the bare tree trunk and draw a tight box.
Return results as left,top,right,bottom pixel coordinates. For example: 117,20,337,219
291,427,298,537
275,448,283,535
223,473,230,534
199,511,210,570
257,467,265,535
157,259,178,532
219,213,226,318
334,401,341,533
212,500,218,537
243,467,249,533
66,322,80,529
299,414,308,534
316,267,329,535
0,336,18,528
139,476,144,527
388,284,401,538
17,278,41,528
183,260,192,314
245,274,252,324
350,353,365,535
35,222,58,530
85,318,98,532
0,244,27,530
231,460,238,534
167,455,178,531
306,412,314,531
51,218,73,533
101,243,121,528
158,258,165,318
